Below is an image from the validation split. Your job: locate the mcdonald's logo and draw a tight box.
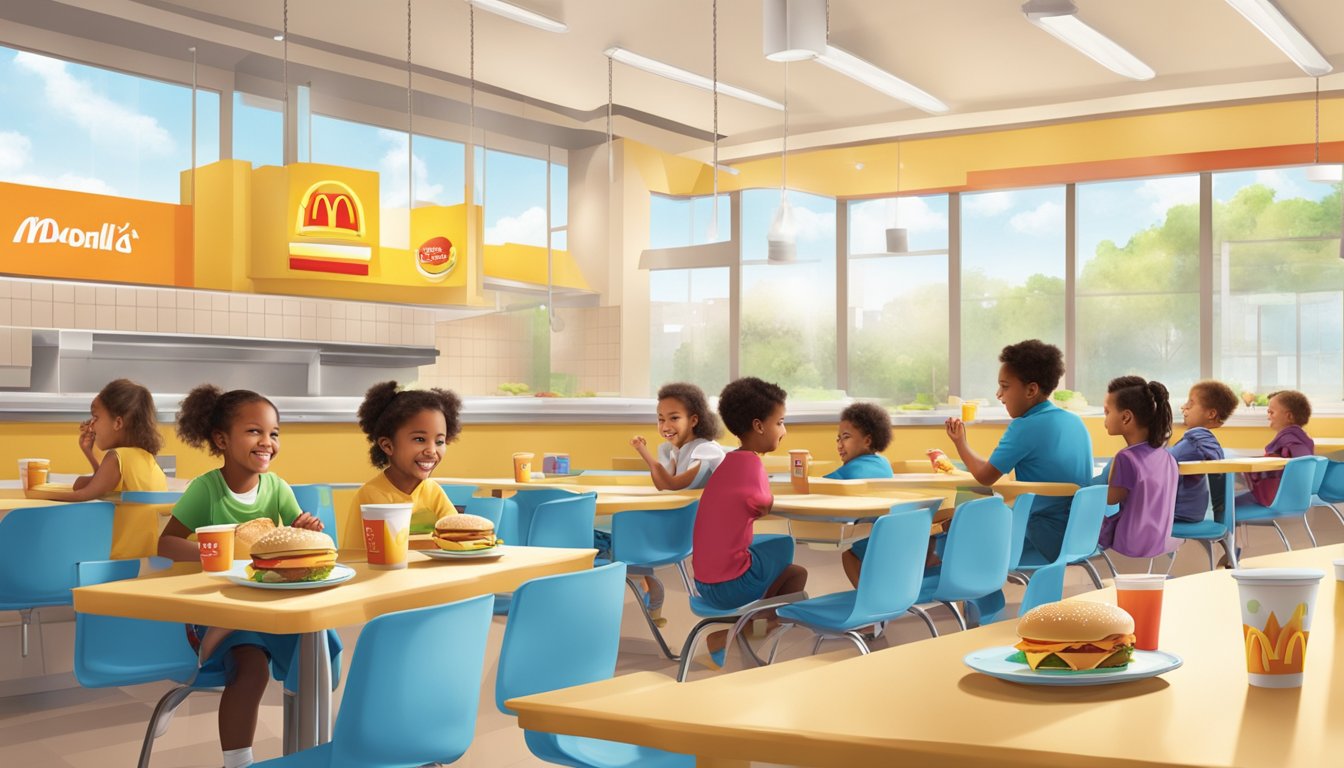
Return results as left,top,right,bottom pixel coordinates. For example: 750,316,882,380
295,181,365,238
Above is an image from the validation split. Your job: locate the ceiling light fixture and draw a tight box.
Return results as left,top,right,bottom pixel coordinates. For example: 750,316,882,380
465,0,567,34
1224,0,1331,76
1022,0,1155,81
815,44,949,113
763,0,827,62
886,139,908,254
605,47,784,111
273,33,284,41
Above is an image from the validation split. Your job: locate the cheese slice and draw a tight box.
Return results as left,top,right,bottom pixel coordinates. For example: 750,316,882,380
252,553,337,569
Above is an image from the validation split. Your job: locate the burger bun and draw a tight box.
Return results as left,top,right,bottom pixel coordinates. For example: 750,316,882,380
1016,601,1134,643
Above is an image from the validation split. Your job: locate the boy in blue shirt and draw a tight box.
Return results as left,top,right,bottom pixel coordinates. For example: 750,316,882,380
945,339,1093,563
1169,381,1238,523
832,402,896,586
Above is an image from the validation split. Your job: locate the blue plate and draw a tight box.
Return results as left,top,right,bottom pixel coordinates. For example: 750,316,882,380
221,563,356,590
963,646,1182,686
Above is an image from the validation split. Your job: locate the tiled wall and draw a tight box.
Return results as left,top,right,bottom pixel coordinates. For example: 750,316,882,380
0,277,437,347
0,327,33,387
550,306,621,395
418,311,538,396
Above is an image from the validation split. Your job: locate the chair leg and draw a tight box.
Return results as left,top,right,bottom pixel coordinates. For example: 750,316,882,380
1332,503,1344,528
843,631,871,656
765,624,792,665
139,685,195,768
938,600,968,632
283,692,296,756
1079,560,1105,590
1270,522,1292,551
1099,551,1120,578
1222,533,1240,570
18,608,32,657
625,576,679,661
810,634,825,656
1302,516,1317,548
676,619,730,682
675,561,695,594
907,606,939,638
1006,572,1029,586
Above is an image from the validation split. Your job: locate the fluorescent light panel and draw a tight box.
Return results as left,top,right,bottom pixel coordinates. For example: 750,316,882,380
1224,0,1331,76
1024,1,1155,81
466,0,567,34
815,45,949,113
604,47,784,111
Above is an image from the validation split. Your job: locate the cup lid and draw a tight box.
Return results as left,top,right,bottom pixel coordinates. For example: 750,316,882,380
512,452,534,458
1114,573,1166,588
197,523,238,533
1231,568,1324,583
360,503,412,511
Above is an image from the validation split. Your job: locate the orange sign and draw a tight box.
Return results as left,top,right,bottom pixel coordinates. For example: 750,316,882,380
0,181,192,286
289,180,372,276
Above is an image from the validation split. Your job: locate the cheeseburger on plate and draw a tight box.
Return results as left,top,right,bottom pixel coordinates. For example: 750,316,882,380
432,514,500,552
1014,601,1136,671
248,527,338,583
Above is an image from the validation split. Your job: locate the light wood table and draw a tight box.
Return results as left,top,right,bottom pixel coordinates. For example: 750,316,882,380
438,477,694,497
611,456,840,475
595,494,698,516
770,492,944,524
1175,457,1290,569
988,479,1080,505
1312,438,1344,457
510,544,1344,768
74,545,594,752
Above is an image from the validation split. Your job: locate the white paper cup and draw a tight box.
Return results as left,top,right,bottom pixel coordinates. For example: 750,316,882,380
1231,568,1324,688
1333,559,1344,582
361,503,412,569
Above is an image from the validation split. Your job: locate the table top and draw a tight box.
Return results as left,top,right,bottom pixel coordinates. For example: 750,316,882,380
770,492,943,519
510,544,1344,768
73,545,594,634
437,477,695,497
595,494,698,515
1312,438,1344,456
1178,457,1291,476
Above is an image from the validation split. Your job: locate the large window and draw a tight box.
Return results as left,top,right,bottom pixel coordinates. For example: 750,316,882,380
847,195,949,404
1076,176,1200,402
1213,166,1344,401
741,189,838,395
483,148,547,247
960,187,1066,399
0,46,219,203
649,268,731,394
649,193,731,248
232,92,282,168
311,115,465,209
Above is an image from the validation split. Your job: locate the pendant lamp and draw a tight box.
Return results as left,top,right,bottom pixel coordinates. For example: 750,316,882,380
763,0,826,62
885,139,909,253
767,62,797,263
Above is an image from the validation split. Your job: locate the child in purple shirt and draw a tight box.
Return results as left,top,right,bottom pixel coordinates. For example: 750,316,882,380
1100,376,1179,558
1244,390,1315,507
1169,381,1239,523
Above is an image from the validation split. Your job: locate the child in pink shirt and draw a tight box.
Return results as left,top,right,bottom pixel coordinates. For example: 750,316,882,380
1243,390,1315,506
692,377,807,667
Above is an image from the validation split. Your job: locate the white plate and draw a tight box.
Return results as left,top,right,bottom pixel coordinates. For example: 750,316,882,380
420,546,505,561
221,563,356,590
963,646,1182,686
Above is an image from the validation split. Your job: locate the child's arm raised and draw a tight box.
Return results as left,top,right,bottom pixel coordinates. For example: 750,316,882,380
25,451,123,502
945,418,1003,486
631,436,699,490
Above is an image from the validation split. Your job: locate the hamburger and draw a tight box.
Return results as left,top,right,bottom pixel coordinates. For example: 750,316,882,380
248,527,337,583
235,518,276,554
1014,601,1136,672
431,514,499,552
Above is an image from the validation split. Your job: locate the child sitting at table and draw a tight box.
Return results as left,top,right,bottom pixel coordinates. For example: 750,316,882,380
25,378,167,501
828,402,895,586
1099,376,1179,558
1244,390,1315,506
944,339,1093,562
1169,380,1238,523
157,384,325,768
625,382,725,625
692,377,807,668
350,380,462,542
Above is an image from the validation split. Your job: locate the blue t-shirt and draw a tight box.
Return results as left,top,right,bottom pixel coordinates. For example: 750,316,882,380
988,400,1093,523
1168,427,1225,523
825,453,895,480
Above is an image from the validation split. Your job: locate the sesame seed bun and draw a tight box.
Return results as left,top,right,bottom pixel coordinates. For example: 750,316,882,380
235,518,277,555
1016,601,1134,643
249,526,335,557
433,514,494,533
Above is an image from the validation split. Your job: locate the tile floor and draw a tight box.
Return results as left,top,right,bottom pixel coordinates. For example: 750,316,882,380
2,508,1340,767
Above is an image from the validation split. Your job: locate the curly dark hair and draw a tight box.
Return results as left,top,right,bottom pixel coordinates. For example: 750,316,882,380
1269,389,1312,426
357,381,463,467
1190,380,1239,423
717,377,787,438
839,402,892,453
96,378,162,455
657,382,721,441
999,339,1065,396
176,384,277,456
1109,375,1173,449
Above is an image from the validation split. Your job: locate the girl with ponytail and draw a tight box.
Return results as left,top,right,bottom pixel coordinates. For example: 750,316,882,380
1098,375,1180,558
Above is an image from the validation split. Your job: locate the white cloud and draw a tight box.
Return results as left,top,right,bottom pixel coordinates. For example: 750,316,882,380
1137,176,1198,217
1010,200,1064,235
848,197,948,253
1253,169,1309,201
11,172,117,195
13,52,173,153
0,131,32,174
964,190,1014,216
376,129,445,208
790,201,836,241
486,205,547,246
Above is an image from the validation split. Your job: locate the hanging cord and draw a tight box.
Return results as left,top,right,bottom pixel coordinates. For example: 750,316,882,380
607,56,613,183
711,0,719,237
782,61,789,196
407,0,413,209
469,3,478,205
282,0,288,162
189,45,196,205
1314,77,1320,164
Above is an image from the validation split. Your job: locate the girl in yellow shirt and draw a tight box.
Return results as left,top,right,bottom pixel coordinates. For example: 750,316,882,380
27,378,167,501
348,380,463,545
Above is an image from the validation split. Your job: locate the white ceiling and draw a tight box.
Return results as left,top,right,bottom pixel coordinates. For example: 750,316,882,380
107,0,1344,158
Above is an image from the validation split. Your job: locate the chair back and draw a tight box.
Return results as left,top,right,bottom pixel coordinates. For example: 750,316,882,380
850,508,933,624
74,559,199,688
1019,562,1066,617
438,483,479,509
1058,485,1109,566
0,501,115,607
290,484,338,547
329,595,493,768
120,491,184,504
1316,459,1344,503
496,563,627,715
1309,455,1328,495
933,496,1012,601
464,496,506,528
504,488,579,545
527,493,598,549
610,501,697,567
1268,456,1324,514
1007,493,1037,571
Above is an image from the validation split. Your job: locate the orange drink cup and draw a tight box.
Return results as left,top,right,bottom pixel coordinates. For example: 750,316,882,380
512,452,535,483
197,524,237,572
789,450,811,493
19,458,50,489
1232,568,1324,688
960,401,978,423
1114,574,1165,651
361,503,412,570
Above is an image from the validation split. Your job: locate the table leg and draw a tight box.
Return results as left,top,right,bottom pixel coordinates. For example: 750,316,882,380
294,630,333,751
1225,473,1239,569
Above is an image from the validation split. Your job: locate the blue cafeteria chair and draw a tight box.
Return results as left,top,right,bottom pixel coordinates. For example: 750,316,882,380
774,508,934,656
495,492,598,616
595,501,698,660
437,482,479,510
120,490,184,504
1169,470,1239,571
496,563,694,768
1310,458,1344,529
909,496,1012,634
1235,455,1325,550
500,487,582,545
256,595,494,767
0,500,115,656
464,496,506,528
1010,486,1110,615
291,484,338,547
